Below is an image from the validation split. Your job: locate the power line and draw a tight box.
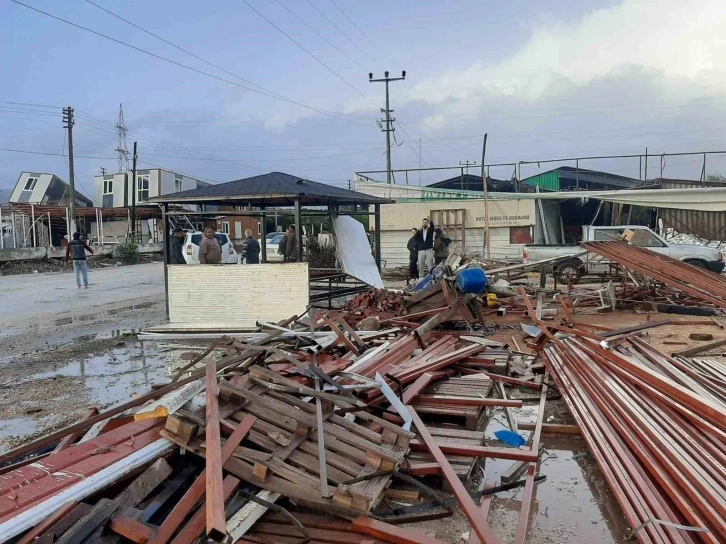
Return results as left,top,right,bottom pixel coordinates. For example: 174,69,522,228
82,0,370,125
304,0,382,69
10,0,374,126
329,0,402,71
272,0,366,71
238,0,377,107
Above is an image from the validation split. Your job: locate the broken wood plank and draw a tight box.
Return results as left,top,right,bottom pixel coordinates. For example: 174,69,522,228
204,358,226,540
148,415,256,544
56,499,119,544
113,458,173,508
37,503,92,541
671,337,726,357
516,423,581,435
498,383,518,434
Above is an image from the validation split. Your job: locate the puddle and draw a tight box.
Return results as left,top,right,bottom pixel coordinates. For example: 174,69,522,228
53,301,158,327
0,416,38,440
26,343,171,407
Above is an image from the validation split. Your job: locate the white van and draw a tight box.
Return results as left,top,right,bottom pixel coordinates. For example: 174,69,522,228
183,232,238,264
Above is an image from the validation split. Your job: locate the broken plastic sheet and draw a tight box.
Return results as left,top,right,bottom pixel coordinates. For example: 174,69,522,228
332,215,384,288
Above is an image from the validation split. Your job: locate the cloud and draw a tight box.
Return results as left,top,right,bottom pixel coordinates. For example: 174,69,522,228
407,0,726,106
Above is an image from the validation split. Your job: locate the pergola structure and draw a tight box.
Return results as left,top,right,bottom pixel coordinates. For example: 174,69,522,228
150,171,393,309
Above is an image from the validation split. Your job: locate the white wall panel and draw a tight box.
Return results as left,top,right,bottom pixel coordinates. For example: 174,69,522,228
167,263,309,328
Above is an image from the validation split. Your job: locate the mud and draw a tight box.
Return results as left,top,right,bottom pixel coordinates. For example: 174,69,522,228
0,295,170,453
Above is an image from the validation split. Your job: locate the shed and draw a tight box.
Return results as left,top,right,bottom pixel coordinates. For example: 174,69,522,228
149,172,393,326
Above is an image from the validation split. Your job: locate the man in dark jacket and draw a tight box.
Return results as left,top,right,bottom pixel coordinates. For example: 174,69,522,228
241,229,260,264
65,232,94,288
416,217,435,278
433,227,452,265
280,225,298,262
169,227,186,264
407,228,419,283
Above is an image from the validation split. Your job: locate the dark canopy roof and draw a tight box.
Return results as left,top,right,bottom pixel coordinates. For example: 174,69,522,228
150,171,393,206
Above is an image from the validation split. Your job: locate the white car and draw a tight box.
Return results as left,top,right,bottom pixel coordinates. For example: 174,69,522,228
265,233,285,262
183,232,238,264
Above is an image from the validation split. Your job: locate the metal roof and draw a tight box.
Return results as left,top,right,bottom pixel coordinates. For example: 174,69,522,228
149,171,393,206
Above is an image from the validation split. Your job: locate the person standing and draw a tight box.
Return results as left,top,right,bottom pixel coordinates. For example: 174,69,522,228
169,227,186,264
65,231,94,288
281,225,298,262
407,227,419,283
241,229,260,264
433,227,452,265
416,217,435,278
198,226,222,264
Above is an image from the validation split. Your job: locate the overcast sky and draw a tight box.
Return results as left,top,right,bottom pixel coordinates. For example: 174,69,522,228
2,0,726,203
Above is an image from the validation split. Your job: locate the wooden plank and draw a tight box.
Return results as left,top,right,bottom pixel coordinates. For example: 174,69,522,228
498,383,518,434
671,337,726,357
408,407,501,544
114,458,173,507
16,501,77,544
314,378,330,498
415,395,522,407
95,508,144,544
108,514,156,543
147,415,256,544
401,373,434,404
205,358,226,540
170,475,240,544
56,499,119,544
39,503,92,540
140,465,198,524
517,423,581,435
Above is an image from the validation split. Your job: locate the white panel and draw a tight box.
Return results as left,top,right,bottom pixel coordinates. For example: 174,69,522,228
332,216,383,288
167,263,309,328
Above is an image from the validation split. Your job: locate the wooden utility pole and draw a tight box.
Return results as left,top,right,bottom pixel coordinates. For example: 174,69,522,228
62,107,76,236
481,134,490,260
130,141,137,241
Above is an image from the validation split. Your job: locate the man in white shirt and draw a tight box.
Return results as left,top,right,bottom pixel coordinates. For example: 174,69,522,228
416,217,435,278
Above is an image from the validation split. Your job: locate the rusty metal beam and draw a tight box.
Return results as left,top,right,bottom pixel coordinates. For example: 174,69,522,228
204,359,226,539
409,407,501,544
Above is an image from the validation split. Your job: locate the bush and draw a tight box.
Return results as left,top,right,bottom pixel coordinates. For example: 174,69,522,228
307,237,337,268
116,241,139,264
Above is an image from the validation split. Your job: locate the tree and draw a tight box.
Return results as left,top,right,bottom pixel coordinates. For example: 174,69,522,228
706,174,726,183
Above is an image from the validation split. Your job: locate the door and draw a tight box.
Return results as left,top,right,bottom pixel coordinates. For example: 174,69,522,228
235,221,242,240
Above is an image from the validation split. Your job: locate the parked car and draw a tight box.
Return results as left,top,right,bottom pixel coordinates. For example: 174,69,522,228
265,234,286,262
523,225,724,283
183,232,238,264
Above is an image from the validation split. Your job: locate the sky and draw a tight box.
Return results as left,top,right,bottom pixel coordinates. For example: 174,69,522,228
2,0,726,204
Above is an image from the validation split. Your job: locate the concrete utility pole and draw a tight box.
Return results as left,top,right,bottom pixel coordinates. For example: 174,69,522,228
369,71,406,184
62,107,76,236
130,141,138,241
459,160,476,189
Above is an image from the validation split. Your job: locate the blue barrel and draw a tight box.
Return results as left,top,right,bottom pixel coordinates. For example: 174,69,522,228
456,268,487,293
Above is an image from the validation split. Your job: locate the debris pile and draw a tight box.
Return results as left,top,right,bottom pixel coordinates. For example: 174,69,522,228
2,243,726,543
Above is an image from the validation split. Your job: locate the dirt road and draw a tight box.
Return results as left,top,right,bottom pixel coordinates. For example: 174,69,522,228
0,263,169,453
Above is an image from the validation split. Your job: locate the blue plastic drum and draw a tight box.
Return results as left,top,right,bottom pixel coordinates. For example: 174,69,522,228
456,268,488,293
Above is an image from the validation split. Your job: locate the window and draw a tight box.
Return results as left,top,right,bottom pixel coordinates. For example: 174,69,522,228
510,226,534,244
175,178,183,192
24,177,39,191
137,174,150,202
257,222,261,236
221,221,230,234
592,228,624,241
103,179,113,194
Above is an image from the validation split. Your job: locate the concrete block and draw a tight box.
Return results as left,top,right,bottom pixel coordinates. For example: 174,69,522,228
0,247,47,262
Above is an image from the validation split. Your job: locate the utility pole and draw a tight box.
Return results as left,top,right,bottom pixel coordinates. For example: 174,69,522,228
481,135,490,260
369,71,406,184
115,104,129,173
101,167,107,175
347,179,352,190
459,160,476,189
62,107,76,236
130,141,137,242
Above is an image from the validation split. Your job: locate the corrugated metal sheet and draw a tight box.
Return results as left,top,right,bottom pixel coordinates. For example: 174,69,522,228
167,263,309,327
523,171,560,191
659,208,726,241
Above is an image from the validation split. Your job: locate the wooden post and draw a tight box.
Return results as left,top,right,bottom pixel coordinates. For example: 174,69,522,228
294,198,302,262
481,134,490,260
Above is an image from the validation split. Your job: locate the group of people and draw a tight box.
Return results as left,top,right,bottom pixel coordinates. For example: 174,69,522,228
168,224,300,265
407,217,451,281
